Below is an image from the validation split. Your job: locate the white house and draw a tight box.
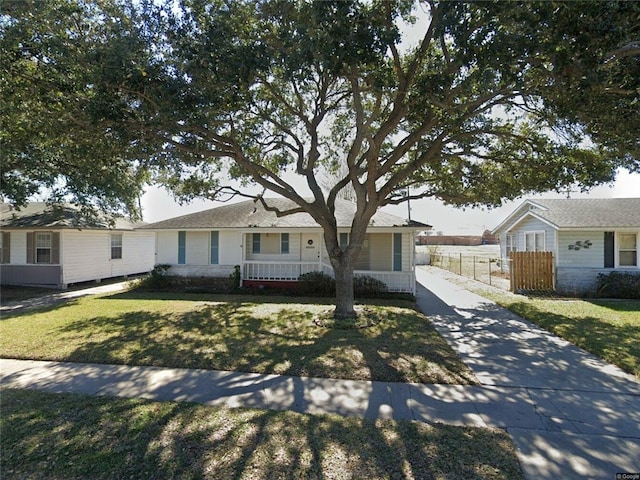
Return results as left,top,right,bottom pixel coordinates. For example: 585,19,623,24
141,198,429,294
0,203,155,288
492,198,640,295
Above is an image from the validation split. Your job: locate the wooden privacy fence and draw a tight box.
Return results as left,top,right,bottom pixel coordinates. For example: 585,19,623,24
509,251,554,292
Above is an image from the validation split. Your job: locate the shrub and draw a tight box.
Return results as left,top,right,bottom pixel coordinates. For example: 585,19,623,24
297,271,336,296
142,264,172,289
230,265,241,289
354,275,388,298
596,272,640,299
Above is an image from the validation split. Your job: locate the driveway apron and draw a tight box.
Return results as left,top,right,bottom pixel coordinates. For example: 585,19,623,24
416,266,640,480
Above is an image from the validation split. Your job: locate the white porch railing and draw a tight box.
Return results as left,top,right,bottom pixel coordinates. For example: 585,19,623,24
243,261,323,281
243,261,415,293
354,270,415,293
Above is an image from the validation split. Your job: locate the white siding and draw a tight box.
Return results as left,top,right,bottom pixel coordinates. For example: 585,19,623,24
156,231,178,264
219,230,242,265
169,264,236,278
110,232,155,277
507,217,556,253
61,231,155,285
7,231,27,264
369,233,391,271
556,231,604,268
185,231,209,265
401,232,411,271
245,232,301,262
155,229,243,274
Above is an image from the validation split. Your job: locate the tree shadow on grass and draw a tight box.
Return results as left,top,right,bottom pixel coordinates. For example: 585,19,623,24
504,301,640,378
55,300,475,384
2,388,523,480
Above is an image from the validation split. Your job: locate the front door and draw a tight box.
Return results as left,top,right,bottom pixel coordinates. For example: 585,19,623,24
301,233,320,263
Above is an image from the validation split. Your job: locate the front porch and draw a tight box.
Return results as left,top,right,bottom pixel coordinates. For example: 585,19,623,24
243,260,415,294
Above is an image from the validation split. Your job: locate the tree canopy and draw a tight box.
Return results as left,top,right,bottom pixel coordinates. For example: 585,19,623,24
2,0,638,315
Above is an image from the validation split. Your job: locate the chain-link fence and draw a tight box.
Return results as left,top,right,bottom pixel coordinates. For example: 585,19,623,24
430,253,511,290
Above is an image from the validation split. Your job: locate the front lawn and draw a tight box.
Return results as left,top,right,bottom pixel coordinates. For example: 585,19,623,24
1,389,523,480
0,291,476,384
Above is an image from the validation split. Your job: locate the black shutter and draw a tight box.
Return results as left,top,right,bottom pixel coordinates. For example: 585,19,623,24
26,232,35,264
604,232,614,268
51,232,60,264
1,232,9,263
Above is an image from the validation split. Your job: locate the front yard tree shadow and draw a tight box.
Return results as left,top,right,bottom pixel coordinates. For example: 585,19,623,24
51,299,476,385
2,389,523,480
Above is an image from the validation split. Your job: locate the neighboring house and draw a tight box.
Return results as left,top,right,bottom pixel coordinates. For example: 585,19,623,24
141,198,429,294
0,203,155,288
492,198,640,295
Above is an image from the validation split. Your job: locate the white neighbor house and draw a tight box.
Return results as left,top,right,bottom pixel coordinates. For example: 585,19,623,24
492,198,640,295
142,198,429,294
0,203,155,288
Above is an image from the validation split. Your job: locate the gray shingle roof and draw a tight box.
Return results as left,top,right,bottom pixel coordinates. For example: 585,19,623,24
495,198,640,232
142,198,429,230
0,203,143,230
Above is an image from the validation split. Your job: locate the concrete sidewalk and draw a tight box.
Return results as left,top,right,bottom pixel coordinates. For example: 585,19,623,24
2,267,639,479
416,267,640,480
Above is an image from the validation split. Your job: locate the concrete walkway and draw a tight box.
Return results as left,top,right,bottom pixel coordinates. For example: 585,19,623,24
2,267,639,479
415,267,640,480
0,281,131,314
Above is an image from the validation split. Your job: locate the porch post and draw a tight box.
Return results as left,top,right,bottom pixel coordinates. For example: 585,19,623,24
240,230,245,286
410,230,417,295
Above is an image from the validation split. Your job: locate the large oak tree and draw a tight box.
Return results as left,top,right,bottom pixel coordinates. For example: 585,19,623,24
2,0,638,317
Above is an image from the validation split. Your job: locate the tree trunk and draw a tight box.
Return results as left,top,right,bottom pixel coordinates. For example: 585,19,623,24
332,257,356,319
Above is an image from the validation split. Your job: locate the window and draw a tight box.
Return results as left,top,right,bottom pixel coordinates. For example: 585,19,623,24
280,233,289,254
178,231,186,264
110,234,122,260
393,233,402,271
505,234,517,254
252,233,261,254
619,233,637,267
210,231,219,264
525,231,545,252
36,232,52,263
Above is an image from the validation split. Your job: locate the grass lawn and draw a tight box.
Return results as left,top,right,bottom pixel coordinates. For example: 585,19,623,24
434,268,640,378
0,290,476,384
486,295,640,377
1,389,523,480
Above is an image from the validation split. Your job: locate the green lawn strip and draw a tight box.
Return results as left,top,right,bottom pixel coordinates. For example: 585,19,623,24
439,272,640,378
0,291,476,384
1,389,524,480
